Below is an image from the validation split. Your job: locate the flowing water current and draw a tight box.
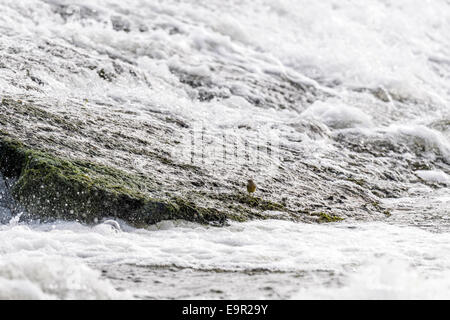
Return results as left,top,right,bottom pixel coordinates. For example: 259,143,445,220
0,0,449,299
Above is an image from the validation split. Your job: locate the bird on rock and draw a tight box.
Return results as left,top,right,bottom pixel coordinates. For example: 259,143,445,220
247,179,256,194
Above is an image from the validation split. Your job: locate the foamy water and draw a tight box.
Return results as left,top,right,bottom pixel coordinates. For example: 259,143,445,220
1,0,449,299
1,207,450,299
1,172,450,299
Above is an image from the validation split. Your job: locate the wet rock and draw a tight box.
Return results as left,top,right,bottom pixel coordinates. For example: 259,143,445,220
50,3,101,23
97,68,115,82
0,136,227,226
111,16,131,33
138,24,149,33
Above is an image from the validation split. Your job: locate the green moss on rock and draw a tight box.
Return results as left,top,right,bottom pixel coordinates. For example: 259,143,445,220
314,212,344,223
0,136,227,226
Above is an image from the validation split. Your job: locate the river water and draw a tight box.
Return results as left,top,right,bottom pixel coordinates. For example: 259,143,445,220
0,0,449,299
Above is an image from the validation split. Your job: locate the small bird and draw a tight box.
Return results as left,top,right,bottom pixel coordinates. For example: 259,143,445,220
247,179,256,194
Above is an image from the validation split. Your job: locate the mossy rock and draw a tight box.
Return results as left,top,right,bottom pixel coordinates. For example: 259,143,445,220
0,136,227,226
208,192,287,212
314,212,344,223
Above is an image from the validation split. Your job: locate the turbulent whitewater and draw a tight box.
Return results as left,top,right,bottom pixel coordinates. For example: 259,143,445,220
0,0,449,299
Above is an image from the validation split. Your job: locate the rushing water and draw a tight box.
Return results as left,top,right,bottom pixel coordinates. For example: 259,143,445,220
1,182,450,299
1,0,450,299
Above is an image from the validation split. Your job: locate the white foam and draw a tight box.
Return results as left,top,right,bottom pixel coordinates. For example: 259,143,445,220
385,124,450,160
294,258,450,299
2,0,450,105
416,170,450,184
0,254,130,300
1,220,450,298
301,100,373,129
